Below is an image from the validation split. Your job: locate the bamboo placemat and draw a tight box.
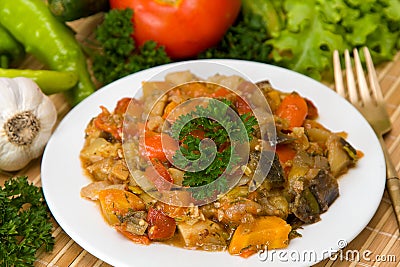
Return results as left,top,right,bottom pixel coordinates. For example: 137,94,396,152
1,15,399,267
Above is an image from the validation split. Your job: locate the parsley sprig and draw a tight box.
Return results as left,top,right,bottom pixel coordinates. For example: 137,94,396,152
171,99,257,199
0,176,54,266
92,8,171,85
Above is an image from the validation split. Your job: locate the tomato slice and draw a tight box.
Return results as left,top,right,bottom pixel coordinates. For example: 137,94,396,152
144,159,173,191
93,97,142,140
305,98,318,119
141,131,177,162
235,96,252,115
114,97,132,114
93,106,121,140
147,206,176,240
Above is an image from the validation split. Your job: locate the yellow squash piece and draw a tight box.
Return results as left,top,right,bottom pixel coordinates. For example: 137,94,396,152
98,188,145,225
228,216,291,257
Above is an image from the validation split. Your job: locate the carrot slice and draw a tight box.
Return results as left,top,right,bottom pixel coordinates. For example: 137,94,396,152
276,93,308,128
276,144,296,163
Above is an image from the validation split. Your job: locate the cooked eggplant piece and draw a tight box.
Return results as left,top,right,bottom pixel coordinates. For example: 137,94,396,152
291,169,339,223
248,151,285,190
256,80,274,91
287,152,311,189
292,187,321,223
309,170,339,212
276,131,296,144
258,193,289,219
266,154,286,188
117,210,148,235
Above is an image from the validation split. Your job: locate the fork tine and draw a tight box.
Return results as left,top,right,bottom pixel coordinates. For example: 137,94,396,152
353,48,371,105
344,49,359,104
333,50,346,98
363,47,384,103
334,47,400,231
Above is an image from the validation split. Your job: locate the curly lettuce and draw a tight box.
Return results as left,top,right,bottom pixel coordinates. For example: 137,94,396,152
242,0,400,80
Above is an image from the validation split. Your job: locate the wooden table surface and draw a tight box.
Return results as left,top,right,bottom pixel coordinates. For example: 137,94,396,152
1,15,400,267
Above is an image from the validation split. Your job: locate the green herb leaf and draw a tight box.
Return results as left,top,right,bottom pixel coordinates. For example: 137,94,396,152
92,8,171,85
202,0,400,81
171,99,257,199
0,176,54,266
199,13,273,64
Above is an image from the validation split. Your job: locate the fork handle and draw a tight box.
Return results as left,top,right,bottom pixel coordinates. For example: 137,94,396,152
379,137,400,228
387,177,400,226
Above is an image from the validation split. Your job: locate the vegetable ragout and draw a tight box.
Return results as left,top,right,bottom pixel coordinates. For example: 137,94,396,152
80,71,360,257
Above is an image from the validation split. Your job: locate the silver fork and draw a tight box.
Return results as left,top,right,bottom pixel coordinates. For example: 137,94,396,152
333,47,400,228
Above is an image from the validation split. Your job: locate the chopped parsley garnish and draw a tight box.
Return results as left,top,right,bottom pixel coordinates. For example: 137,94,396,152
0,176,54,266
170,98,257,199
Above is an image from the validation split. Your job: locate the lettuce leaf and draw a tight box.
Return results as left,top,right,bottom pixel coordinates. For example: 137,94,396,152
242,0,400,80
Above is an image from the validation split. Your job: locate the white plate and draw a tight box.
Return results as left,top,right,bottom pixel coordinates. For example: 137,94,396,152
41,59,385,267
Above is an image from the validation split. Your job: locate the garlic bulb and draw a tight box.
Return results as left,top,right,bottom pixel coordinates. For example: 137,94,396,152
0,77,57,171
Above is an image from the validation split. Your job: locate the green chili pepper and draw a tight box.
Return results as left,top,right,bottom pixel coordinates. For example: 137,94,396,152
0,68,78,95
0,0,96,105
48,0,110,22
0,25,25,68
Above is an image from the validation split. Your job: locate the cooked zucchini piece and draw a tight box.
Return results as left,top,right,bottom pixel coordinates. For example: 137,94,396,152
340,138,358,161
326,134,354,177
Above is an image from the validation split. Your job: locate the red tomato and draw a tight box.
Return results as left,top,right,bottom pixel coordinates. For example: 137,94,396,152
109,0,242,59
113,97,132,114
211,87,231,98
144,159,173,191
140,131,177,162
147,206,176,240
234,96,252,115
93,106,121,140
305,98,318,119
